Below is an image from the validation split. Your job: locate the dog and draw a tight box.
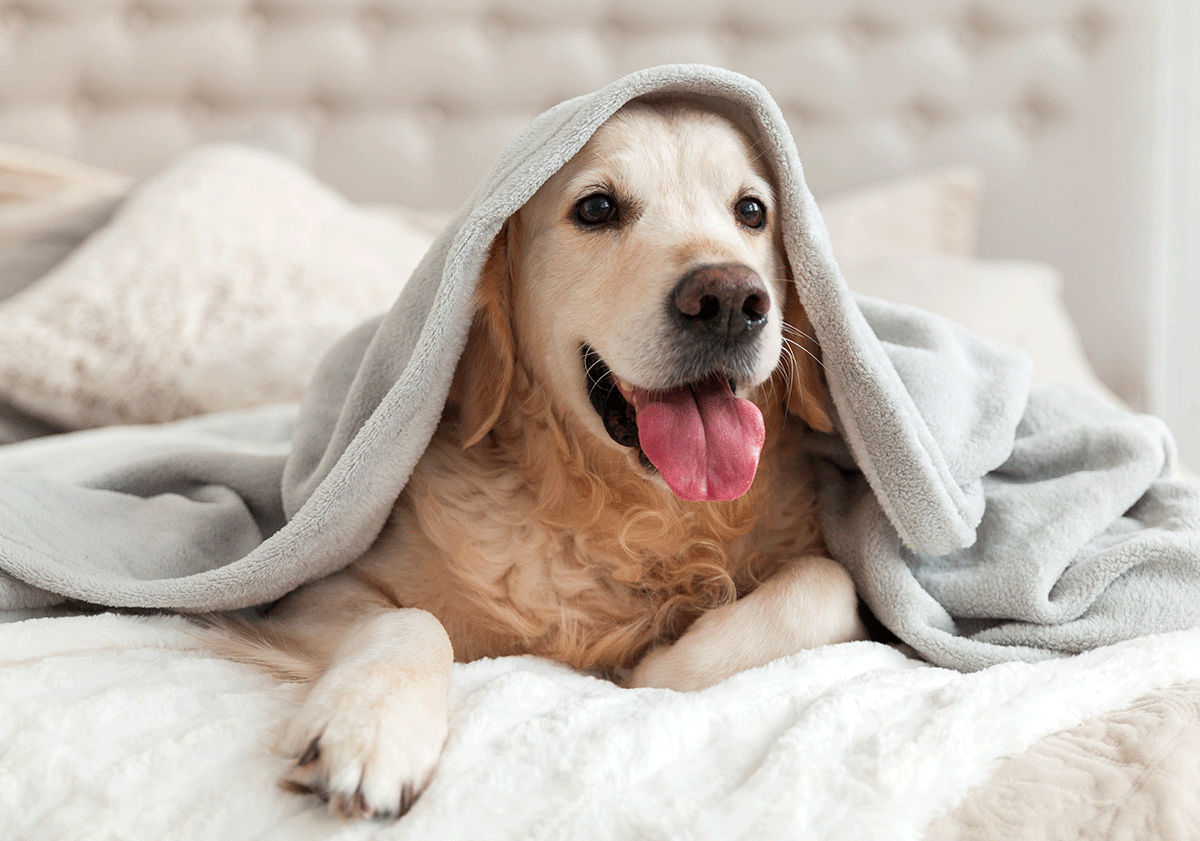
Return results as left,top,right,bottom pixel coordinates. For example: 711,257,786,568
219,98,868,819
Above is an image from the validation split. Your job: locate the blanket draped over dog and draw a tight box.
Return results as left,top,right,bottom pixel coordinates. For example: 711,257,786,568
1,65,1198,671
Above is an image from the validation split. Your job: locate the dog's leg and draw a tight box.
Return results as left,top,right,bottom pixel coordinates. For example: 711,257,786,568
626,556,867,692
264,574,453,819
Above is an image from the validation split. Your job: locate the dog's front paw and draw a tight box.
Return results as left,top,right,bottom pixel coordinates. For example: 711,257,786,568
625,634,719,692
625,603,739,691
628,556,868,692
281,664,449,819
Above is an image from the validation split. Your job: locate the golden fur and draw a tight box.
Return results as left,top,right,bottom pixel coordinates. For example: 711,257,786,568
213,100,865,819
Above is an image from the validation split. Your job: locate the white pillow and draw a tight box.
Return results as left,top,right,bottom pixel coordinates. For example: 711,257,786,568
0,144,130,300
821,167,983,260
0,146,432,428
841,253,1117,400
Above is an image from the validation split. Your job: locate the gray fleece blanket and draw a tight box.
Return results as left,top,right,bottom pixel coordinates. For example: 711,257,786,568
2,64,1198,672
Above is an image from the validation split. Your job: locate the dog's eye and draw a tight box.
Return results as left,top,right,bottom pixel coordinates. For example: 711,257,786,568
575,193,618,226
735,197,766,230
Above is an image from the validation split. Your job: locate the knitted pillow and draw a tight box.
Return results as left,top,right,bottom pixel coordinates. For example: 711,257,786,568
0,146,433,428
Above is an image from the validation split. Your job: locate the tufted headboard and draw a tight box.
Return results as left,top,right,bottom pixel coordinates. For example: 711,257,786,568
0,0,1187,424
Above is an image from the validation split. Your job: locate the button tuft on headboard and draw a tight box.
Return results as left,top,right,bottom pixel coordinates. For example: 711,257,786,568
2,3,28,34
302,103,325,127
423,102,448,126
483,11,511,42
1015,89,1064,134
1069,8,1110,54
843,16,882,50
123,4,151,33
72,96,98,121
360,7,388,38
901,99,946,134
959,5,1014,45
186,95,214,122
243,4,269,35
600,14,632,49
309,95,340,121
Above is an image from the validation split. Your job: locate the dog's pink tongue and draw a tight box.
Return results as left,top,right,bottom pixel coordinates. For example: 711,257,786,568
633,377,765,502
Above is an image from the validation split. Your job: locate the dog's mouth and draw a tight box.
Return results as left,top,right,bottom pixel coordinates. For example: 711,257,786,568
583,345,765,502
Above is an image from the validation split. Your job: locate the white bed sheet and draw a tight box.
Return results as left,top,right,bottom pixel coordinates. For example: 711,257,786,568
4,613,1199,841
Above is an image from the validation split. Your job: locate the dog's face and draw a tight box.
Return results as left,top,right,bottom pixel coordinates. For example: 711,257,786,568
457,100,831,501
516,101,788,398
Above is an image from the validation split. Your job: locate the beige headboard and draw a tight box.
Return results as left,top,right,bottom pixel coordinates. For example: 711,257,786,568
0,0,1183,422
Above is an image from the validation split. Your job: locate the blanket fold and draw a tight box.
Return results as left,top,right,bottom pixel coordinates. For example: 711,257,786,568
1,63,1197,671
821,381,1200,670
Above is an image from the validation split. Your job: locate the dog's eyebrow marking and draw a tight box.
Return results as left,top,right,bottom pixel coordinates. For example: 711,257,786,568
571,180,619,204
738,176,776,206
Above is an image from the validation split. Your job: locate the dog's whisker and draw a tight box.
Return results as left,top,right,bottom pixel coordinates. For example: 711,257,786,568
780,321,819,346
762,364,791,433
775,343,800,411
777,331,825,367
582,355,611,400
781,334,825,370
783,330,819,349
583,359,607,387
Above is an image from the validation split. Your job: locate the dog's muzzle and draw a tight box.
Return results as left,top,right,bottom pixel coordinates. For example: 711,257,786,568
580,263,775,502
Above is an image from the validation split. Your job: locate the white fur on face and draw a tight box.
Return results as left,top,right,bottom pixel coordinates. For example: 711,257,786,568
510,101,789,444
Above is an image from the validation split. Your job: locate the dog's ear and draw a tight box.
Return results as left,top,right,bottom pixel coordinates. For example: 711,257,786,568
453,220,517,448
780,280,834,434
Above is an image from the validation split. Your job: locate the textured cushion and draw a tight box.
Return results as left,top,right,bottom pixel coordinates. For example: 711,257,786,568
0,144,129,301
0,146,431,428
843,253,1116,399
821,167,982,260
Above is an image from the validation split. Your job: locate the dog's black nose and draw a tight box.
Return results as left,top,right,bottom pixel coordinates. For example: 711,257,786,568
672,263,770,343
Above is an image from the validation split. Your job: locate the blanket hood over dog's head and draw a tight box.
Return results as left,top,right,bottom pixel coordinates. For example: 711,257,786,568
283,63,1029,563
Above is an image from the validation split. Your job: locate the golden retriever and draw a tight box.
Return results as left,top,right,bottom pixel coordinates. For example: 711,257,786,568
223,98,867,819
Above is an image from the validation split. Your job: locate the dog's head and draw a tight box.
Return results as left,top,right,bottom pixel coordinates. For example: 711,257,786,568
455,99,832,501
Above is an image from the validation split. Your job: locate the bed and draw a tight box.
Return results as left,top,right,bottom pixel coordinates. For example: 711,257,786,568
1,2,1198,839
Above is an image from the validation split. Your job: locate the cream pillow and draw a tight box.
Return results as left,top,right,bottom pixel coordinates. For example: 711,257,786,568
0,143,128,210
842,253,1116,400
0,146,433,428
820,167,982,260
0,144,130,301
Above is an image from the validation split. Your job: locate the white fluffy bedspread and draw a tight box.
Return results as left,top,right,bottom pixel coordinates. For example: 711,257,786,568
4,614,1200,841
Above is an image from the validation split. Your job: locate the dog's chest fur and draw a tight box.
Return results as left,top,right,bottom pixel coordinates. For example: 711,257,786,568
354,396,826,673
